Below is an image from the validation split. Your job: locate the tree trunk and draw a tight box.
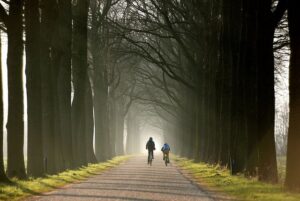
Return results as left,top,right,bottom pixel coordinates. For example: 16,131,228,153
6,0,26,179
25,0,44,177
285,0,300,190
51,26,65,172
56,0,74,169
92,55,111,160
193,93,201,161
115,109,125,156
94,76,110,161
126,112,134,154
89,0,111,162
71,0,89,167
109,99,116,157
0,32,9,183
126,110,140,154
256,0,278,183
40,0,57,174
218,11,232,165
85,78,97,163
242,0,259,177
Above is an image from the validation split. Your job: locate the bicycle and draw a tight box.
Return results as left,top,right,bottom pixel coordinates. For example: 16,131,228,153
148,152,153,166
163,152,170,166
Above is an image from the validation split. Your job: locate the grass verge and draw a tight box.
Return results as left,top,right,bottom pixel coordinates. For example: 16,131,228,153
0,156,130,201
173,156,300,201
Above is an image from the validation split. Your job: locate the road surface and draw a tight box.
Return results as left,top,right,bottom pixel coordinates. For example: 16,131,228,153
27,155,228,201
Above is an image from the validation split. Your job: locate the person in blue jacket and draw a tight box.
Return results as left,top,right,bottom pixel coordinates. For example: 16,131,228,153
161,143,170,162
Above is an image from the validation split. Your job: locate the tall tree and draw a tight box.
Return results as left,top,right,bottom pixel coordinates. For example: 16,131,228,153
25,0,44,177
285,0,300,191
256,0,287,182
40,0,57,174
55,0,74,169
6,0,26,179
90,0,112,161
126,108,140,154
85,78,97,163
72,0,89,167
0,30,9,183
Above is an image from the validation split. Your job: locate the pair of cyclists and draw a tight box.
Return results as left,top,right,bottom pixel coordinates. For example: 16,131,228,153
146,137,170,163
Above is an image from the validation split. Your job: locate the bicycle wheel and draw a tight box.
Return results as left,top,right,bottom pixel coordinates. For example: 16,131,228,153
149,153,153,166
148,152,153,166
164,154,168,166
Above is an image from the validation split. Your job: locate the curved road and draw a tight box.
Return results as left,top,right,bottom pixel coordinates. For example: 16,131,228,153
28,155,223,201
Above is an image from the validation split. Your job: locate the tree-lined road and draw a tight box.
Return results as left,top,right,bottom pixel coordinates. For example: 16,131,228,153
27,156,219,201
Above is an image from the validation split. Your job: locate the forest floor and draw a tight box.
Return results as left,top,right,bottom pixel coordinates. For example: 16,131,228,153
0,156,129,201
22,155,227,201
174,156,300,201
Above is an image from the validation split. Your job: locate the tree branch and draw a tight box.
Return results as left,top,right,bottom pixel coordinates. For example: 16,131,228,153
0,3,8,27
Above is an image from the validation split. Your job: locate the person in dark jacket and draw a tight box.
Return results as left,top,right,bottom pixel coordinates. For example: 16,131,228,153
146,137,156,160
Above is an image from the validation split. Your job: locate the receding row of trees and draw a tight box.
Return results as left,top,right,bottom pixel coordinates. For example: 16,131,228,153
0,0,299,192
0,0,139,182
104,0,299,191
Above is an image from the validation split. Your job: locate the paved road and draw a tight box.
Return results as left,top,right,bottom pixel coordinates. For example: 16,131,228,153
28,155,222,201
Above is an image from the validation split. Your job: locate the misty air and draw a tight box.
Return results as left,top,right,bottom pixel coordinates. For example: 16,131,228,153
0,0,299,201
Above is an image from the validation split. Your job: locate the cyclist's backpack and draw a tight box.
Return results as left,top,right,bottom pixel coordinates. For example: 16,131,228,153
147,140,155,150
162,144,170,151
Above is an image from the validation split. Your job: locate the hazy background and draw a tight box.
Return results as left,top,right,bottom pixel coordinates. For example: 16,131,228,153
0,26,290,158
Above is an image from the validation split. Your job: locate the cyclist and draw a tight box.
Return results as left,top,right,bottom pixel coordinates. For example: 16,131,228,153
146,137,156,160
161,143,170,162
